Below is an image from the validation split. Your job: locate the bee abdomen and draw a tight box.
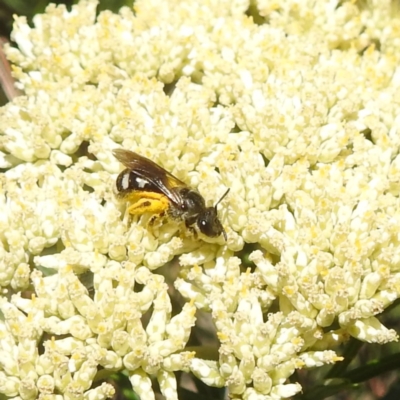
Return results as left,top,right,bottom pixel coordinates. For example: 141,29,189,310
116,169,160,195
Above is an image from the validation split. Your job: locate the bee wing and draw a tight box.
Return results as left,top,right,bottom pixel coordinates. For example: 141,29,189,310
113,149,186,205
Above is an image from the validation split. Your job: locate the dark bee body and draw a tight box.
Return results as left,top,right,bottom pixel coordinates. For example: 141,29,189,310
116,168,165,198
113,149,229,240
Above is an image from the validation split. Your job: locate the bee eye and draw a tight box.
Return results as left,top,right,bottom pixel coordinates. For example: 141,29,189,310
197,209,224,238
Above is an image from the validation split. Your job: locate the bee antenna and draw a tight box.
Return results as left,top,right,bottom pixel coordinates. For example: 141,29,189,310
214,188,230,209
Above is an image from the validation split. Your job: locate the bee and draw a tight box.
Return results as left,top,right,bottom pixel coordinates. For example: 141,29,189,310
113,149,229,240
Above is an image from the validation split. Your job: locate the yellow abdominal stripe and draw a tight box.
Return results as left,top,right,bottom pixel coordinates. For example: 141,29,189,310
125,191,170,215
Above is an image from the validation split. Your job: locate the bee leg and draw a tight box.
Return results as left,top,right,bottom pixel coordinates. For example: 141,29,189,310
181,225,197,240
191,227,198,240
126,197,169,215
124,197,169,235
146,216,162,237
123,206,135,225
148,215,157,227
149,211,165,227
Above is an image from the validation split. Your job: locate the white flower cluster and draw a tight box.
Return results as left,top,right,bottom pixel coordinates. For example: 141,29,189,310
1,0,400,399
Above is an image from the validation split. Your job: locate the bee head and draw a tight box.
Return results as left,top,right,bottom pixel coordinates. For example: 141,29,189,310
197,189,230,240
